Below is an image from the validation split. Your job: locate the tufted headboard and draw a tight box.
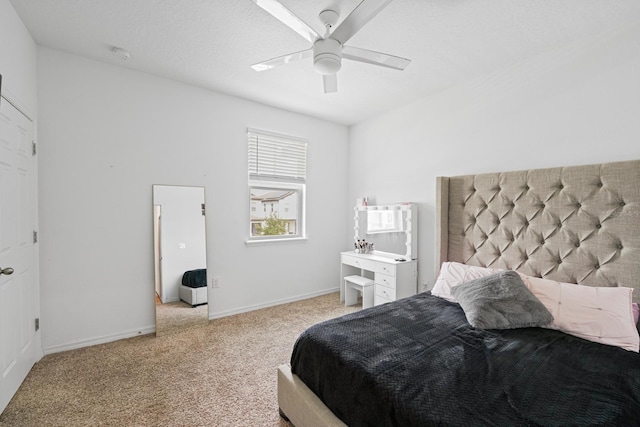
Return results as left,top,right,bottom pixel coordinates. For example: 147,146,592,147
436,159,640,304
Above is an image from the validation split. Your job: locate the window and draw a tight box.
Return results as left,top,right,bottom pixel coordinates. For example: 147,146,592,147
248,128,307,241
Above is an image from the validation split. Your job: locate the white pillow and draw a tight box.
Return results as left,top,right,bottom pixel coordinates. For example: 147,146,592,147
432,262,498,302
519,274,639,352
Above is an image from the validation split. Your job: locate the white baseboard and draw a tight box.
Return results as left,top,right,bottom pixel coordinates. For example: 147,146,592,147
42,325,156,355
41,288,339,355
208,287,339,320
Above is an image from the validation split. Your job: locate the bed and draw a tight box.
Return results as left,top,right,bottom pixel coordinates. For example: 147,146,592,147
179,268,208,307
277,159,640,426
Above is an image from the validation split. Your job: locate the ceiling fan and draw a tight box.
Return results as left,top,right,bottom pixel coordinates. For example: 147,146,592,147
250,0,411,93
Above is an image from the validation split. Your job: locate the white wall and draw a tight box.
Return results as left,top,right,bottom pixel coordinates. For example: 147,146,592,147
0,0,37,114
348,22,640,291
26,5,640,354
37,47,349,353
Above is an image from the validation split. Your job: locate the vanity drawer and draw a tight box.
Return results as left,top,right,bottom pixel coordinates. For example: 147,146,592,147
375,285,396,301
375,272,396,289
342,254,376,272
374,293,393,306
375,262,396,276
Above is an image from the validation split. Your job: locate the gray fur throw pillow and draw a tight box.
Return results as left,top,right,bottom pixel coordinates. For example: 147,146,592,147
451,270,553,330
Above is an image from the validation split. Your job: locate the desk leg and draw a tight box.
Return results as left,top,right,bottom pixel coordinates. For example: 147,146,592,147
340,264,345,303
362,285,374,309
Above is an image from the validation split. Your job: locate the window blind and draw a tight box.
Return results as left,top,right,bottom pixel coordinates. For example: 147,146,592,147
248,128,307,182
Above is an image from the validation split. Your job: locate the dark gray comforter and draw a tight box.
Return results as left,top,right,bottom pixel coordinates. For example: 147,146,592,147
291,293,640,426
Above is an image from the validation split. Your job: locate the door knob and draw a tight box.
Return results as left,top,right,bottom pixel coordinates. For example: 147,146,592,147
1,267,14,275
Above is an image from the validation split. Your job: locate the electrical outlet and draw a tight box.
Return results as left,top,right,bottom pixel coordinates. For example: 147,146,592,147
211,277,220,288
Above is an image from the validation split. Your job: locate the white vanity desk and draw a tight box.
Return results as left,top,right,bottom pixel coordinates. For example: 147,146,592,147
340,251,418,306
341,202,418,306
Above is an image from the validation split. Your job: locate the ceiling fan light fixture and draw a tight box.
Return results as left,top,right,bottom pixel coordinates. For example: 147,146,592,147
251,0,410,92
313,38,342,74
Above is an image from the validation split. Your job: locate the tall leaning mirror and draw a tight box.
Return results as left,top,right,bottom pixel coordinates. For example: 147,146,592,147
153,185,208,336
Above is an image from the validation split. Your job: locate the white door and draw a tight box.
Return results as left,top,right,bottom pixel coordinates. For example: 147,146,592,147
0,96,39,414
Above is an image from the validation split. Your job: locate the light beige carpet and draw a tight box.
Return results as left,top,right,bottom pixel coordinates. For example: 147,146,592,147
155,300,209,337
0,292,359,427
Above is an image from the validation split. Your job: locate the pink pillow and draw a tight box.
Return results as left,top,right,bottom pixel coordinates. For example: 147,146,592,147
519,274,639,352
432,262,498,302
633,303,639,325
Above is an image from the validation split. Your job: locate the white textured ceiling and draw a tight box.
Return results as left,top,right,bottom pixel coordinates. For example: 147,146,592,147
9,0,640,125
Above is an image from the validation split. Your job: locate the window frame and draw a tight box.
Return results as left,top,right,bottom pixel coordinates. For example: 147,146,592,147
247,180,306,244
246,128,308,245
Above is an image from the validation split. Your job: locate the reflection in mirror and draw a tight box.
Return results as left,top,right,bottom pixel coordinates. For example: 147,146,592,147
367,209,403,234
354,204,418,259
153,185,208,337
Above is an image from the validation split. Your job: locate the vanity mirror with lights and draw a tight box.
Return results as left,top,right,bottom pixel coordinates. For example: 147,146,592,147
153,185,208,336
341,203,418,307
354,204,417,259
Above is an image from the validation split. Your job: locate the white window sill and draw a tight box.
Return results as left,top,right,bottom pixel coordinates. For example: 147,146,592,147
245,237,308,246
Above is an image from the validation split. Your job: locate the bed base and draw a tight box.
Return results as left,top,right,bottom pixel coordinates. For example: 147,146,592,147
277,364,346,427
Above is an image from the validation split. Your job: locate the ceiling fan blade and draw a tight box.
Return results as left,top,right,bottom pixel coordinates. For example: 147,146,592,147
342,46,410,70
252,0,321,43
251,49,312,72
323,74,337,93
330,0,394,45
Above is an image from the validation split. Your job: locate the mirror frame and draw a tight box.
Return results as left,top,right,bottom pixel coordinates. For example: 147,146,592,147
353,203,418,259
